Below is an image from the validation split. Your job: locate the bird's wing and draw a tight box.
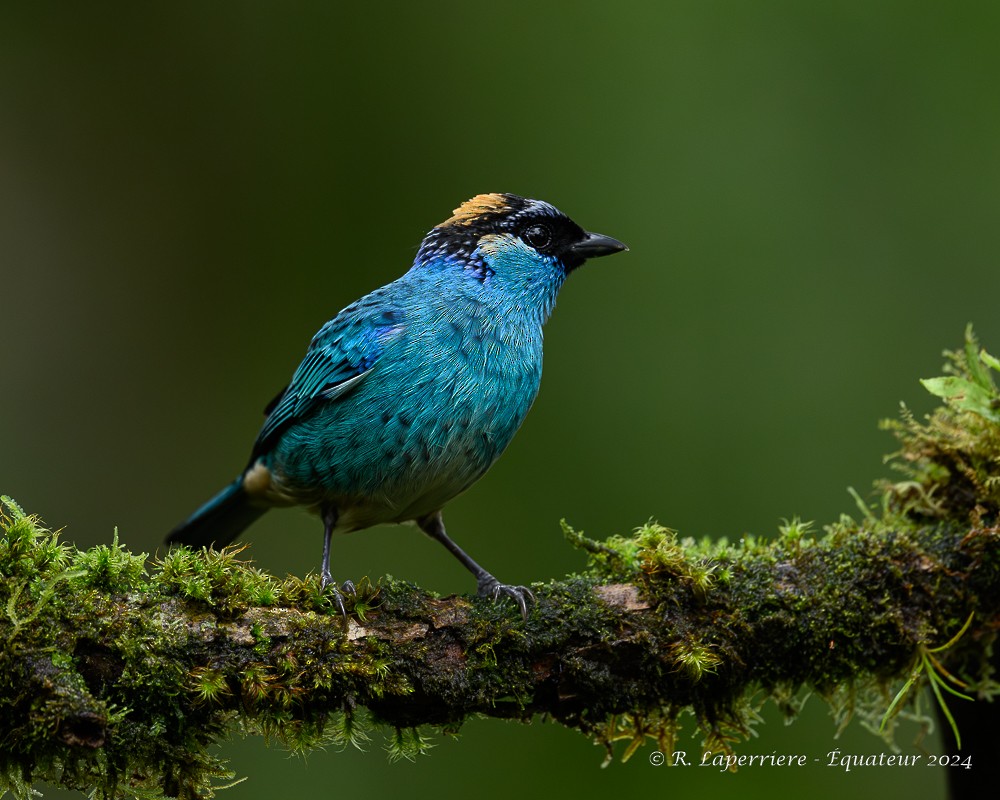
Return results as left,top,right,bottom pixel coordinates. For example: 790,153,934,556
250,304,404,459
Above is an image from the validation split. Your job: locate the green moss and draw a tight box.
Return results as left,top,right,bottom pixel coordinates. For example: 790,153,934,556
881,325,1000,523
669,639,722,682
0,494,433,799
70,530,149,594
554,330,1000,757
2,329,1000,793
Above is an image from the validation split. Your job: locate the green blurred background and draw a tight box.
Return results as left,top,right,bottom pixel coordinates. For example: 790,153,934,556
3,2,998,797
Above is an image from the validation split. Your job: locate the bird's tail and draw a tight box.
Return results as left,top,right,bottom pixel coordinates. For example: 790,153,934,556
165,476,267,549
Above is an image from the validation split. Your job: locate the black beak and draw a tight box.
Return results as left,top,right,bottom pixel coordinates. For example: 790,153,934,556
565,231,629,263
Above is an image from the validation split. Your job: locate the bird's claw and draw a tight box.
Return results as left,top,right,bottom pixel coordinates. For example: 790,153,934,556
321,573,357,618
477,576,535,620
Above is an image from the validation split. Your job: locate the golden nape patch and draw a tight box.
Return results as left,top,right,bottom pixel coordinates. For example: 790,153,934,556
439,193,509,227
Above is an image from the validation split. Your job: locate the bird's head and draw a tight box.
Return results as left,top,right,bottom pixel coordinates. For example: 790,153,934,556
413,194,627,307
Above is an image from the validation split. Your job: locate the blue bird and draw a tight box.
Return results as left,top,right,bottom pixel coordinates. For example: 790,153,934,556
166,193,627,616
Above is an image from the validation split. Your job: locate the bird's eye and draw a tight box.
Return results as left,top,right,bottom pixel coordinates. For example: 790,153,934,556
522,223,552,250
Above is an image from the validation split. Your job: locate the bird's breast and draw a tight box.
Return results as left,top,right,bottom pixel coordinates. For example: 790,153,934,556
265,301,544,526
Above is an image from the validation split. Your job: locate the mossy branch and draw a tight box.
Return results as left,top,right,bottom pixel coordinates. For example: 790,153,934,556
3,328,1000,800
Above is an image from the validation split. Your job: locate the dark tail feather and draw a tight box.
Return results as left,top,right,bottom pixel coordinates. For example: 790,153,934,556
166,477,267,549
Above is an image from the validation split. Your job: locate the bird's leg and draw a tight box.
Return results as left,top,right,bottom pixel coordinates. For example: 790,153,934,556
320,507,336,587
417,511,534,619
320,506,354,616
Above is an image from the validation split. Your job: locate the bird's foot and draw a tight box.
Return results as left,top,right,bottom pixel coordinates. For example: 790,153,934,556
477,576,535,620
321,572,356,617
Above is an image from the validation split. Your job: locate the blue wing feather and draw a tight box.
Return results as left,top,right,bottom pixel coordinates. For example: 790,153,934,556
251,298,404,460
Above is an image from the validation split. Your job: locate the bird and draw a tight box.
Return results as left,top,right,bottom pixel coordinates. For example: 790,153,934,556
166,193,628,617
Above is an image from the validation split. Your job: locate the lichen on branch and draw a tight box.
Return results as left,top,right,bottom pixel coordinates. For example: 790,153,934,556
2,328,1000,800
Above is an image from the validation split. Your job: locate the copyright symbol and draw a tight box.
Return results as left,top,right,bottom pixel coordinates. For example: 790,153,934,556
649,750,665,766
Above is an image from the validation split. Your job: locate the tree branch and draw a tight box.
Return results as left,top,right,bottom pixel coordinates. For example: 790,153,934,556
3,329,1000,800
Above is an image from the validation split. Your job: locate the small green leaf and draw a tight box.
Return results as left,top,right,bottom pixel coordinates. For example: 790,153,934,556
925,655,966,750
929,610,976,654
963,324,993,389
981,348,1000,374
880,671,919,732
920,376,1000,423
